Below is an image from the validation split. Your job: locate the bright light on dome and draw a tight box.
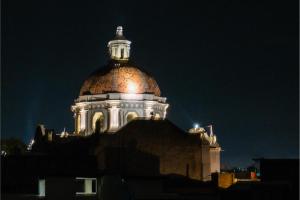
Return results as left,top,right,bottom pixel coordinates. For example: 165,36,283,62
194,123,199,129
127,81,137,94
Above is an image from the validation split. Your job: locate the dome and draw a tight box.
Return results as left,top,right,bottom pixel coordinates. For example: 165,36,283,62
79,61,161,96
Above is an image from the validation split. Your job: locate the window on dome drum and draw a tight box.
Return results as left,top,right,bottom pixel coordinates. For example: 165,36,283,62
92,112,104,133
76,178,97,195
76,114,81,134
121,48,124,58
126,112,138,122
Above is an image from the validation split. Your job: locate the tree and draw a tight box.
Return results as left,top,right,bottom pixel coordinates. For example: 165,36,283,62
1,138,27,155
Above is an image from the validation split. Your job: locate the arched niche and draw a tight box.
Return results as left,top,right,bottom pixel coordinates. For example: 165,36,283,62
92,112,104,133
126,112,138,123
154,113,161,120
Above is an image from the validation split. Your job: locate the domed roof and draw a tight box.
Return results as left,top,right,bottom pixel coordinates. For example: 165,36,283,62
79,60,161,96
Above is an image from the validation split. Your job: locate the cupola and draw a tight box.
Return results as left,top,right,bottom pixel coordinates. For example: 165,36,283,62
107,26,131,60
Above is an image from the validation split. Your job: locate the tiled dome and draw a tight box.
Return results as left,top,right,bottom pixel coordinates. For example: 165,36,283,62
79,61,161,96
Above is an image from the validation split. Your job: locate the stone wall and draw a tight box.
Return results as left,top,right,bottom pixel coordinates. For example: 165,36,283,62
94,120,211,181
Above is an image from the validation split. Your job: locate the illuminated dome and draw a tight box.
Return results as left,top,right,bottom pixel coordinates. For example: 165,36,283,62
79,26,161,97
79,60,161,96
72,26,168,135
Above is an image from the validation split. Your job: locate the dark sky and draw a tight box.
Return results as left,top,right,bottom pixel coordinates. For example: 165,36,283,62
2,0,299,167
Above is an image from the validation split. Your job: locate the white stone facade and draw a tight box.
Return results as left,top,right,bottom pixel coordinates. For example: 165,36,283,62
71,93,169,135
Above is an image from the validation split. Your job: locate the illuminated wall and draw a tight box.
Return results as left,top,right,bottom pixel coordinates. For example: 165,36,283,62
71,95,168,135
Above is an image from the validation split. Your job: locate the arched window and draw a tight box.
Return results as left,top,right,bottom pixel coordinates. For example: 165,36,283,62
126,112,138,123
92,112,104,133
120,48,124,58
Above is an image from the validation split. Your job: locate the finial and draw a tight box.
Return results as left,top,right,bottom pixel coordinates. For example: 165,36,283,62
116,26,123,36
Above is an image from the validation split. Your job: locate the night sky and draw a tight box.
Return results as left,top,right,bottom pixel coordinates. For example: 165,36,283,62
2,0,299,167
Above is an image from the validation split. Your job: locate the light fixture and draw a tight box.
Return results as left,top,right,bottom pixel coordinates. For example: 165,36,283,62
127,81,137,94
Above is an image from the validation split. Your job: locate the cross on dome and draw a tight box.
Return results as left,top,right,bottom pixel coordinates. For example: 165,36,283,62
116,26,123,36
